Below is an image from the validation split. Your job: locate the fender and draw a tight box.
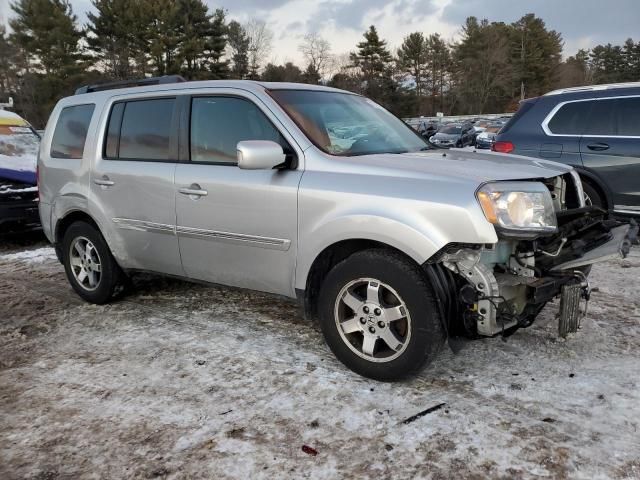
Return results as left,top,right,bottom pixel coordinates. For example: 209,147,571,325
295,209,498,291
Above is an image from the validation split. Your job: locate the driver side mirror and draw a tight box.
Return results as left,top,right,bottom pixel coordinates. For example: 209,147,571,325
237,140,286,170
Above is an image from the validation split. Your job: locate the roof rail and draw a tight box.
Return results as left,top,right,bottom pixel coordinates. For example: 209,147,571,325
545,81,640,96
74,75,187,95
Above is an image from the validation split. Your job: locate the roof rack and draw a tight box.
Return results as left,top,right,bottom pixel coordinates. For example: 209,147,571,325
74,75,186,95
545,81,640,96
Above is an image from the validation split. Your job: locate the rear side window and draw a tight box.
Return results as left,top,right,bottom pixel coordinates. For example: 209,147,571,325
50,104,95,158
190,96,285,165
547,101,590,135
105,98,175,160
615,97,640,136
583,99,616,136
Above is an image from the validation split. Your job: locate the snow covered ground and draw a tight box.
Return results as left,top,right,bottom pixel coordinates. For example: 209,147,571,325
0,235,639,479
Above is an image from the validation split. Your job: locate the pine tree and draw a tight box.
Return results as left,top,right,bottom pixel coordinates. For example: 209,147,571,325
510,13,563,98
397,32,429,103
350,26,394,103
86,0,146,79
10,0,85,77
174,0,211,78
227,20,249,79
203,8,229,79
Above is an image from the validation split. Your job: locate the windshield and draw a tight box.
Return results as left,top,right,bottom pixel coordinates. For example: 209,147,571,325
269,90,428,156
438,125,462,134
0,126,40,175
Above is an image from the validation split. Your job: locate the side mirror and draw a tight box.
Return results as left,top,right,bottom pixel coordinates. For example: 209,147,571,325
237,140,286,170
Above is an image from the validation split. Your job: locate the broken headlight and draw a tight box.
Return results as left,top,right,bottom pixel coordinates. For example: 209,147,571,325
477,182,557,237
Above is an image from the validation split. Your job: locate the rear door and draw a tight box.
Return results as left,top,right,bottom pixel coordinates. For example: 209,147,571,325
174,91,303,296
89,95,182,275
580,96,640,213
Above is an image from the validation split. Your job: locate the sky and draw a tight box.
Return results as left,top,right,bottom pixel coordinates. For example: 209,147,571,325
2,0,639,66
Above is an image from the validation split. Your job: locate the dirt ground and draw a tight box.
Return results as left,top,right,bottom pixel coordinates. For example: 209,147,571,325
1,232,639,480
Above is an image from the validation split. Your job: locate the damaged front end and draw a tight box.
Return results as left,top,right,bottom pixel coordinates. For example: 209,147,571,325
428,172,638,338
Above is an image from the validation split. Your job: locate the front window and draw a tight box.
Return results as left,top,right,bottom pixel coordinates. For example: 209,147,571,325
269,90,428,156
439,125,462,134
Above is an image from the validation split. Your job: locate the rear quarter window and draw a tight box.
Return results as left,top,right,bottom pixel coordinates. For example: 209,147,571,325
547,101,591,135
499,99,537,135
50,104,95,159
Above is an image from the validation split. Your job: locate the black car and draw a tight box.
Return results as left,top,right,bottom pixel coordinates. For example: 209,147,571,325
0,179,39,232
494,83,640,216
429,123,475,148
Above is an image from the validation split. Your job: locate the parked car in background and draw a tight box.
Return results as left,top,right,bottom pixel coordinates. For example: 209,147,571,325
429,123,475,148
0,110,40,232
416,120,438,139
475,123,503,149
38,77,637,381
493,82,640,216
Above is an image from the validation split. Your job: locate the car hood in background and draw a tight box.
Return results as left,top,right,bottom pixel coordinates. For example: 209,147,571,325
431,133,460,141
343,149,571,184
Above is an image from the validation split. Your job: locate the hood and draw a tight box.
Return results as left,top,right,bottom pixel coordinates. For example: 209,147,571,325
343,149,571,184
432,132,459,140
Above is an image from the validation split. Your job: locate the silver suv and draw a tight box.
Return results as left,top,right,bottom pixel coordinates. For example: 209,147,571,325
38,77,637,380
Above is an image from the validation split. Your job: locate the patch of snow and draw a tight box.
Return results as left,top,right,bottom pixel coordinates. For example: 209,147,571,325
0,185,38,194
0,247,56,264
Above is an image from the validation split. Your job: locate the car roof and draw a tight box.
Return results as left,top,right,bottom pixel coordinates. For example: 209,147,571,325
545,81,640,96
0,109,30,127
63,79,351,106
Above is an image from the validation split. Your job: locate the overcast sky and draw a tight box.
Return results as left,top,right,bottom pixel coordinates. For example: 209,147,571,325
2,0,639,65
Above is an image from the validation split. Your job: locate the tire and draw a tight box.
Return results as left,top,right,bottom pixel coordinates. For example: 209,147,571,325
318,249,444,381
62,221,125,304
582,181,604,209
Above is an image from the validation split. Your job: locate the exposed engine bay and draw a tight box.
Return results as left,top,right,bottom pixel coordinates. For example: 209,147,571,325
426,172,638,338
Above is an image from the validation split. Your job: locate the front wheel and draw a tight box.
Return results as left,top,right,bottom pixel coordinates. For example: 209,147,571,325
318,249,444,381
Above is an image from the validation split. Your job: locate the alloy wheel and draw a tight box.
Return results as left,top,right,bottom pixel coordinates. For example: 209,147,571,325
69,236,102,291
334,278,411,363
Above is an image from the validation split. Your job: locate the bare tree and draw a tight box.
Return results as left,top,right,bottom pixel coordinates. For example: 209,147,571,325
298,32,332,79
244,18,273,78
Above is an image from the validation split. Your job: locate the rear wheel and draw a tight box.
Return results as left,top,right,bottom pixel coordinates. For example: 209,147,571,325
318,249,444,381
62,221,125,304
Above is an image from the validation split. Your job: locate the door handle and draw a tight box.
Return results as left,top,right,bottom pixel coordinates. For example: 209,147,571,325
587,142,610,151
93,176,115,187
179,184,208,197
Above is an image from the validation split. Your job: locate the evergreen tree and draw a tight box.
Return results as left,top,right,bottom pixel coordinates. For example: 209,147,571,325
452,17,512,114
397,32,429,106
10,0,85,77
510,13,563,98
261,62,303,82
350,26,394,103
227,20,250,79
86,0,144,79
175,0,211,78
203,8,229,79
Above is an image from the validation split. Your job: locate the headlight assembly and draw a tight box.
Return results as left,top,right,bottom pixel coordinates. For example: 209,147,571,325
477,182,557,237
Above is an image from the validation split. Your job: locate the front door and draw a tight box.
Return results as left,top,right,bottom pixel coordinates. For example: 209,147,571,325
175,94,302,296
90,96,182,275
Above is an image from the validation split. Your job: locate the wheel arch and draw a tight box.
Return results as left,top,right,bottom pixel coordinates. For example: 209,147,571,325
54,210,111,264
573,166,613,211
298,237,434,322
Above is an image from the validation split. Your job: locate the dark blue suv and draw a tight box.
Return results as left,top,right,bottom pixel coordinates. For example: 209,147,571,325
494,83,640,217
